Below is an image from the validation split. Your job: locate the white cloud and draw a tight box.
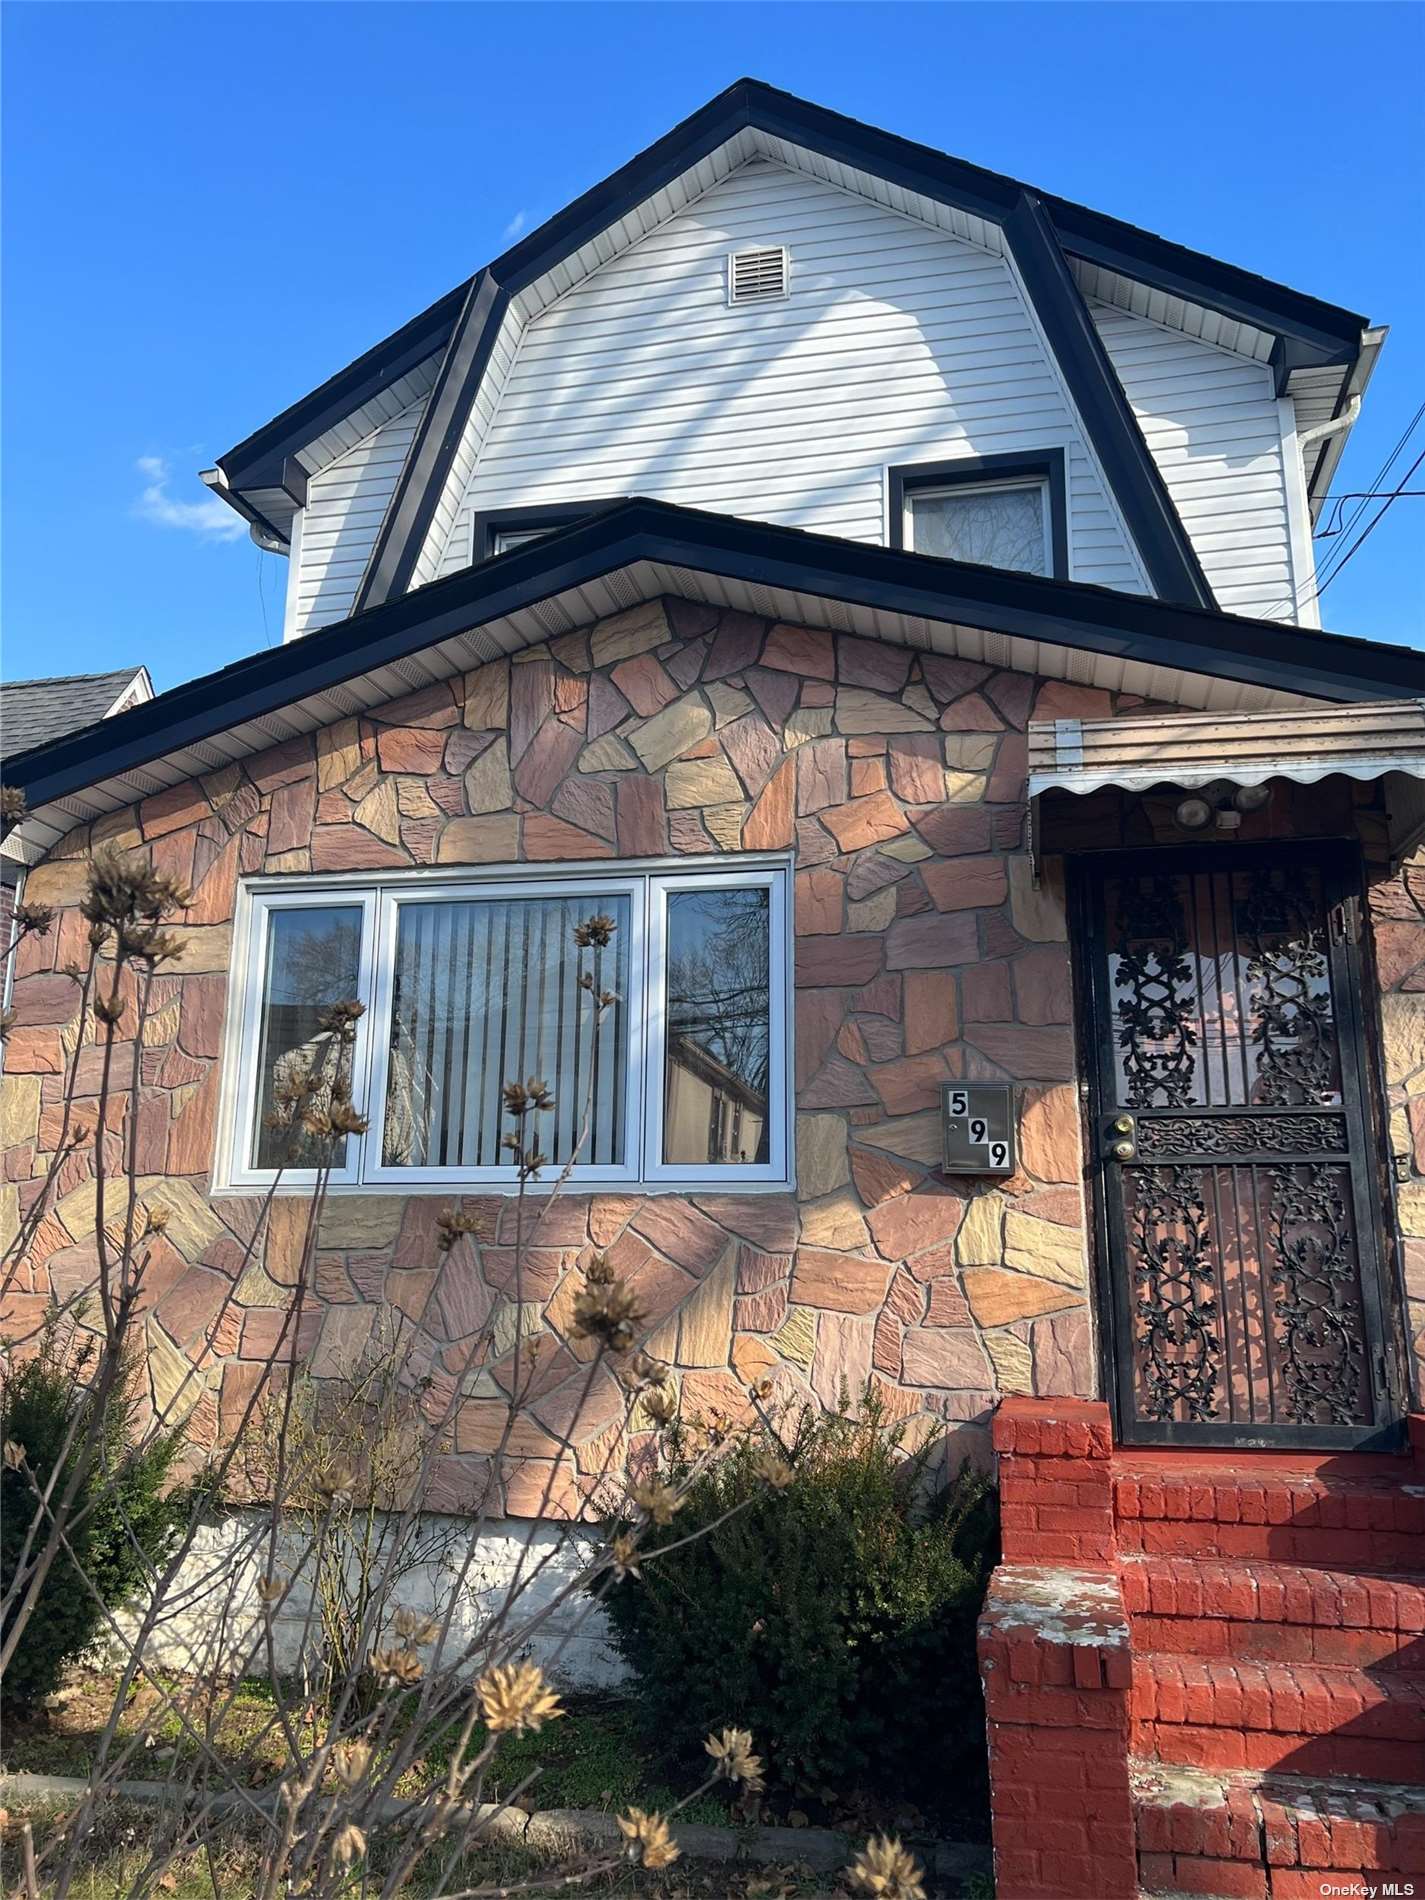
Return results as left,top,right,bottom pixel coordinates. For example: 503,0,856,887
502,209,527,240
133,455,245,542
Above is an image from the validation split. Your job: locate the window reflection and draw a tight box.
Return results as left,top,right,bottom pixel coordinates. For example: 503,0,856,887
252,907,363,1169
663,887,770,1165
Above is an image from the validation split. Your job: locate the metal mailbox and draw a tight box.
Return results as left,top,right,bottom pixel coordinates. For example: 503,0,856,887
940,1082,1016,1176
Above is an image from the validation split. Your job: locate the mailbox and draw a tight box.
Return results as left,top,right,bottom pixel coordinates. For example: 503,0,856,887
940,1083,1016,1176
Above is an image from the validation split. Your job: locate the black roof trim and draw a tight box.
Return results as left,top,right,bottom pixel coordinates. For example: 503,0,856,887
358,87,1219,612
8,500,1420,816
213,79,1368,531
1004,194,1215,610
354,271,508,612
217,286,465,495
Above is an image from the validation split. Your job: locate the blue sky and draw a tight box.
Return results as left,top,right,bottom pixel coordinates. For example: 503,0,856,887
3,1,1422,693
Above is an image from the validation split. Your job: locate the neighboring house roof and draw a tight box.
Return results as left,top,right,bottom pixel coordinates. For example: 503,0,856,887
3,499,1420,869
0,666,154,756
206,80,1377,587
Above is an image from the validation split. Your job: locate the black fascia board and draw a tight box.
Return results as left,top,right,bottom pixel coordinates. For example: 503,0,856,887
1005,194,1217,611
735,80,1365,364
214,79,1365,524
354,270,508,611
217,286,466,494
9,501,1422,815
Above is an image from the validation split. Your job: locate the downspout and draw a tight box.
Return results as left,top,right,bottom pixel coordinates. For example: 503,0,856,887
1297,394,1362,453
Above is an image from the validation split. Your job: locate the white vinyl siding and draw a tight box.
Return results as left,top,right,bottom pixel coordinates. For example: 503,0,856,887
1089,299,1305,621
287,395,428,638
442,161,1148,593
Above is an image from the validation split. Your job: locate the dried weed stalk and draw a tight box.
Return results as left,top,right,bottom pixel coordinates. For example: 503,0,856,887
0,838,917,1898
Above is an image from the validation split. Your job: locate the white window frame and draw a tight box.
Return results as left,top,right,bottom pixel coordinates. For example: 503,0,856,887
903,477,1053,574
214,856,794,1195
643,865,789,1187
218,885,381,1192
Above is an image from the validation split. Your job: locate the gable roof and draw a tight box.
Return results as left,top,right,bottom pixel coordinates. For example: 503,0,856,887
211,80,1373,586
4,500,1419,868
0,667,153,756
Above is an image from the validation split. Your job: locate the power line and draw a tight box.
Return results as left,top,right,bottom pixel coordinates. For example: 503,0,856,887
1314,445,1425,603
1263,398,1425,620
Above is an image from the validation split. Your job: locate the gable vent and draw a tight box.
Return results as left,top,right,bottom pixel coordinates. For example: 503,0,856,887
728,245,789,305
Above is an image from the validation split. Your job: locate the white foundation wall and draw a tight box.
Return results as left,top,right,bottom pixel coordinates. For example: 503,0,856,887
104,1509,627,1690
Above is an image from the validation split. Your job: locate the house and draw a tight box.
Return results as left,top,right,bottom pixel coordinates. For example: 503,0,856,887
3,80,1425,1898
0,665,152,949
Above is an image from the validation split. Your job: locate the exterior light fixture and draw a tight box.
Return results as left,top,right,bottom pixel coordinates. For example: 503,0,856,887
1174,795,1214,830
1233,783,1272,814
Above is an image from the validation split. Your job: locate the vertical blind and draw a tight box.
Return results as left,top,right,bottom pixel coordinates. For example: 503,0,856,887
381,895,630,1168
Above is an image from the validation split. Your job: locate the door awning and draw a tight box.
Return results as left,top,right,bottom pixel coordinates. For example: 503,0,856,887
1028,697,1425,864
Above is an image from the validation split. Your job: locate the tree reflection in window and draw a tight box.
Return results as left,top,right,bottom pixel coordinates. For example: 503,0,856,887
663,887,770,1165
908,481,1048,575
251,907,363,1169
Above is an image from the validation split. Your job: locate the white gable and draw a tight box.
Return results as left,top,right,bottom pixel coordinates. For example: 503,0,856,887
289,394,428,637
431,160,1151,595
1089,299,1311,623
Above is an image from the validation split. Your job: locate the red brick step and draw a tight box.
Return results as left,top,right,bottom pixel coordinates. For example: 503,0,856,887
1121,1555,1425,1671
1132,1650,1425,1782
1115,1463,1425,1571
1133,1757,1425,1898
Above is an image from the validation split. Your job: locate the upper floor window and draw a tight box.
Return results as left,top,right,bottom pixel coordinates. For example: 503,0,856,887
472,501,628,563
219,862,791,1192
889,450,1068,580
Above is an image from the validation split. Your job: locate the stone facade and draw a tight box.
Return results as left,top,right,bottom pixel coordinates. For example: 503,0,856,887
1367,855,1425,1380
3,595,1421,1511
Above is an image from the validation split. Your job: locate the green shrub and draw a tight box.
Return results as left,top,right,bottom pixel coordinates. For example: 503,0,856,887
1,1316,201,1717
599,1393,997,1824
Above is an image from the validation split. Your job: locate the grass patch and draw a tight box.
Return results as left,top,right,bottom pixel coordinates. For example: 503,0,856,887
3,1800,843,1898
2,1671,728,1822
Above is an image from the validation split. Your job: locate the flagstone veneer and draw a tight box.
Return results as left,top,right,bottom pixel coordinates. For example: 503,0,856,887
3,595,1190,1510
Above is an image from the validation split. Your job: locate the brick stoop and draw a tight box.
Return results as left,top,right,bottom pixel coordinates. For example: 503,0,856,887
1121,1555,1425,1672
1133,1759,1425,1899
979,1400,1425,1900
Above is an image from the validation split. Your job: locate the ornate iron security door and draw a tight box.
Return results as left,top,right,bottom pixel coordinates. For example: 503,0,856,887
1076,844,1400,1450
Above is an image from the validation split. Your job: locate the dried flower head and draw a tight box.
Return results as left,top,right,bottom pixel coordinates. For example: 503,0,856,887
641,1384,678,1429
617,1808,679,1870
13,903,53,937
143,1204,171,1237
474,1661,564,1735
317,999,365,1039
705,1727,765,1792
370,1646,424,1689
91,993,127,1027
81,844,190,932
319,1459,357,1502
117,924,188,967
846,1836,926,1900
585,1250,615,1287
393,1607,440,1646
3,1440,26,1472
502,1076,555,1118
332,1741,372,1789
573,913,617,950
752,1449,795,1491
331,1823,367,1868
609,1533,642,1581
327,1101,369,1137
630,1478,682,1528
0,786,26,831
570,1278,643,1353
436,1208,481,1252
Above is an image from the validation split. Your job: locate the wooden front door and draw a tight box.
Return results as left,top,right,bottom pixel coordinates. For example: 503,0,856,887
1074,843,1402,1450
